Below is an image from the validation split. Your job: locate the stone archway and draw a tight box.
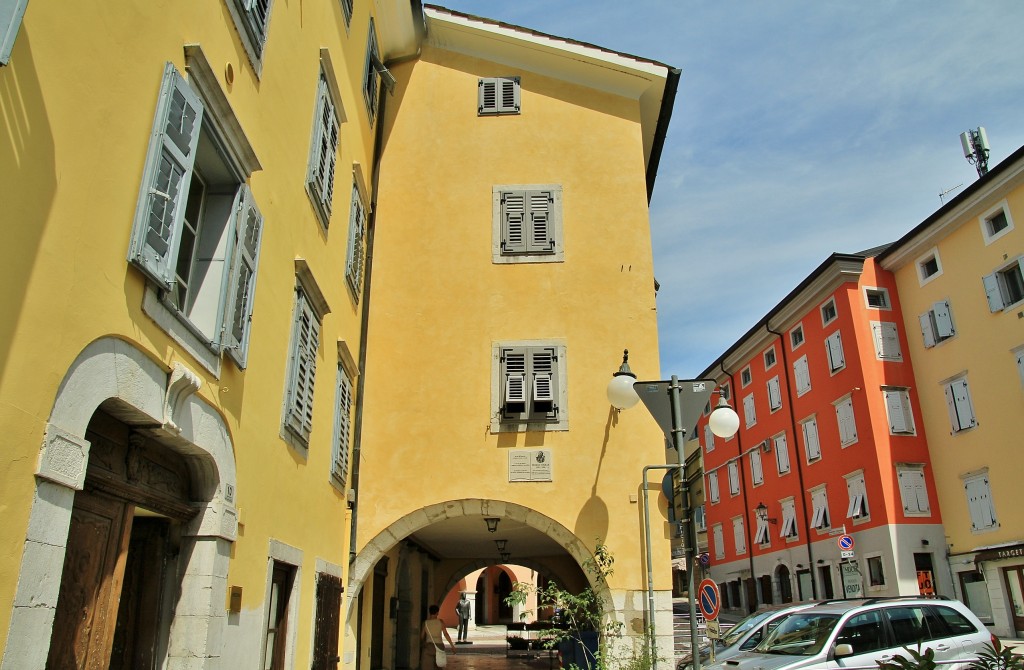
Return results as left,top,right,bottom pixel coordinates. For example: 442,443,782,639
1,337,237,670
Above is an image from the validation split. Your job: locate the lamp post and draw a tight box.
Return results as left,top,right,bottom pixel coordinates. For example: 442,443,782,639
608,356,740,670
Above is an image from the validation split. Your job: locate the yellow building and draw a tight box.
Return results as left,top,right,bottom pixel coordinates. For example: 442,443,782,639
878,144,1024,637
0,0,417,667
1,1,679,668
350,5,678,668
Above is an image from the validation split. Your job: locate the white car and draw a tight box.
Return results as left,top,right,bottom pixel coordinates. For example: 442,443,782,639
678,603,818,670
704,597,995,670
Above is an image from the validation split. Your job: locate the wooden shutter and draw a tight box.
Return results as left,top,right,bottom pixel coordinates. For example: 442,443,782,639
0,0,29,64
983,273,1004,312
345,186,366,294
802,419,820,460
225,185,263,368
794,355,811,394
713,524,724,558
287,288,320,441
826,331,845,371
750,449,764,485
531,348,557,416
754,520,769,545
129,63,204,288
708,471,719,503
899,469,926,513
945,379,976,432
743,393,755,427
704,423,715,452
500,191,527,254
934,301,954,338
767,377,782,410
238,0,271,56
499,77,520,113
308,73,339,224
478,78,497,114
836,398,856,445
965,476,996,530
733,518,746,554
780,507,796,538
526,190,554,253
501,347,527,420
728,461,739,494
774,434,790,473
312,573,343,670
919,312,937,348
872,322,901,360
884,390,912,434
479,77,520,115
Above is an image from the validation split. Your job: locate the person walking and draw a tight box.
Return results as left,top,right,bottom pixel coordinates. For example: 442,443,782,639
456,594,472,642
421,605,456,670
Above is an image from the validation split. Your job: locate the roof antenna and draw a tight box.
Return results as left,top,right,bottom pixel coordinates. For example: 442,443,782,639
960,127,990,178
939,184,963,205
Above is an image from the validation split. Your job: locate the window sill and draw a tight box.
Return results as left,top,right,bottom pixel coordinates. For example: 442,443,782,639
143,286,222,377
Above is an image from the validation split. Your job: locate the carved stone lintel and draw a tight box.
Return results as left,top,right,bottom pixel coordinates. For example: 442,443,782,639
37,424,91,490
164,362,202,433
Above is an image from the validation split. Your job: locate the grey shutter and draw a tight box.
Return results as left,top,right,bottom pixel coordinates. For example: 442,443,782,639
767,377,782,410
826,332,845,371
526,190,555,253
836,398,856,444
0,0,29,65
794,355,810,394
333,366,353,483
951,379,976,429
499,77,520,113
983,273,1004,312
225,185,263,368
750,449,763,485
531,347,558,419
478,78,497,114
775,434,790,473
308,74,339,224
479,77,520,115
803,419,820,460
885,390,910,434
944,383,961,432
500,191,527,254
743,394,755,426
237,0,270,57
287,289,320,441
873,322,900,359
345,187,366,294
919,312,937,348
933,300,954,338
128,63,204,288
501,347,528,420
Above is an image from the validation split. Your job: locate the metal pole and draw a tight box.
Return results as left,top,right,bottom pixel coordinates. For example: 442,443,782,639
669,376,700,670
642,465,673,670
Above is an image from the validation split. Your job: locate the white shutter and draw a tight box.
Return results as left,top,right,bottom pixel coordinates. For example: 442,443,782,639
946,379,976,432
751,449,764,485
794,355,811,395
780,513,796,538
733,518,746,554
287,289,320,441
767,377,782,410
884,390,913,434
704,423,715,452
129,63,204,288
934,301,954,338
836,398,856,445
0,0,29,64
983,273,1005,312
754,519,769,545
713,524,725,558
872,322,901,360
225,185,263,368
743,393,756,427
965,476,996,530
826,332,845,371
728,461,739,495
774,434,790,474
919,312,937,348
810,501,824,529
802,419,820,460
308,74,339,223
708,472,719,503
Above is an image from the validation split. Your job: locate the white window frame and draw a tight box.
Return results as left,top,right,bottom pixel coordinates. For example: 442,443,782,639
478,76,521,116
834,394,858,447
790,323,805,351
492,184,564,263
983,256,1024,312
864,286,891,310
763,346,777,370
979,200,1014,245
820,297,838,326
743,392,756,428
844,470,869,522
865,552,886,590
943,374,977,433
962,469,998,533
740,366,752,387
870,321,903,361
0,0,29,65
728,461,740,496
897,464,931,517
708,471,720,504
883,387,916,435
809,485,830,531
793,354,811,397
767,376,782,412
713,523,725,559
780,498,798,540
801,416,821,463
750,448,764,486
490,339,568,433
825,331,846,374
919,300,955,348
773,432,791,475
916,247,943,286
732,516,747,555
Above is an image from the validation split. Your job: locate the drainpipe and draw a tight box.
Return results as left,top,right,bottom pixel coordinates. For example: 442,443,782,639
719,364,756,613
765,325,818,599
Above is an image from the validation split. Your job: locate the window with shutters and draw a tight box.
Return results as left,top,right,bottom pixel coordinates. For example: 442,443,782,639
825,331,845,373
707,471,720,504
750,447,764,486
980,201,1013,244
728,461,740,496
844,470,869,521
764,346,777,369
800,416,821,463
780,498,798,539
983,257,1024,312
943,375,977,433
767,376,782,412
478,76,521,115
882,387,915,435
793,354,811,396
962,470,998,532
225,0,274,73
339,0,353,26
743,393,756,427
704,423,715,453
790,324,805,350
492,185,563,263
283,267,330,449
773,432,791,475
897,465,931,516
920,300,955,348
916,248,943,286
740,366,752,387
345,181,367,299
127,57,264,374
363,19,381,123
695,504,707,531
713,523,725,559
809,485,830,530
491,340,567,432
0,0,28,65
864,287,891,310
820,298,838,326
306,61,345,230
753,514,770,546
870,321,902,361
262,557,298,670
331,352,356,486
733,516,747,555
834,395,858,447
720,382,731,401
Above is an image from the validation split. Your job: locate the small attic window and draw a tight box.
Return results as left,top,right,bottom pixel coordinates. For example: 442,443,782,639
479,77,521,116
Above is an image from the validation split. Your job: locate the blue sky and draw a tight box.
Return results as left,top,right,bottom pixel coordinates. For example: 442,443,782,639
443,1,1024,377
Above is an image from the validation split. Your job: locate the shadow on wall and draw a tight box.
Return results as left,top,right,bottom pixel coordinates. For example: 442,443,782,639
0,25,58,378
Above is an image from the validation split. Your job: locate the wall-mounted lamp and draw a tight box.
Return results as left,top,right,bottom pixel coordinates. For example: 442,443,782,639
606,349,640,411
755,502,777,525
484,517,500,533
495,539,508,551
499,551,511,563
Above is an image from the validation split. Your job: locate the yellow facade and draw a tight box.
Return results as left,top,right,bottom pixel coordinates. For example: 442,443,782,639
879,147,1024,636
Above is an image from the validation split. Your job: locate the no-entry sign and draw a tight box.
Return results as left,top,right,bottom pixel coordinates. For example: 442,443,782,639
697,578,721,620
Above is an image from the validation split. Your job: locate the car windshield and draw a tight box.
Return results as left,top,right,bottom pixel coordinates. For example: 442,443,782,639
754,612,840,656
720,610,775,647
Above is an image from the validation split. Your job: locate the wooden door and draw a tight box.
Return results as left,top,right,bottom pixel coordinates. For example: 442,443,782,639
110,517,171,669
46,489,133,670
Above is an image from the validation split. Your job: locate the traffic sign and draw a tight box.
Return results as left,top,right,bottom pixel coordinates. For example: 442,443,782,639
696,579,721,620
841,550,855,559
699,552,710,567
837,534,854,551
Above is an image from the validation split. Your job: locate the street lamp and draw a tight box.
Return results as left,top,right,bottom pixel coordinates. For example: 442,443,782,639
612,360,739,670
755,502,777,525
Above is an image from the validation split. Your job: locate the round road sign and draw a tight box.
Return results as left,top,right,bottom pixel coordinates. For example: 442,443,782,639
696,578,721,620
838,534,854,551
